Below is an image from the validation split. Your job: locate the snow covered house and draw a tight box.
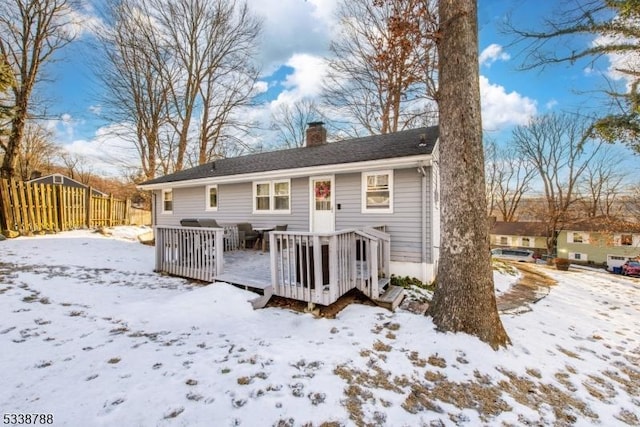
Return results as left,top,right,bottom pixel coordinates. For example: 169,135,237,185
139,124,440,309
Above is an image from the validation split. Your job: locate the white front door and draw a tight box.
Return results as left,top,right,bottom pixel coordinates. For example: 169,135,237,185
310,176,334,232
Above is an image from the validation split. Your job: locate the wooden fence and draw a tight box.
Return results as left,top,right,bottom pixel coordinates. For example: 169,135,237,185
0,178,133,235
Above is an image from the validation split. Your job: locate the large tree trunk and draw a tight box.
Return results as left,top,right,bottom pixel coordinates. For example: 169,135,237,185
427,0,510,349
0,96,27,179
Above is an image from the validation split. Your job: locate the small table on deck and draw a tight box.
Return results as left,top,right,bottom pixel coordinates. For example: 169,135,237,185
253,227,274,250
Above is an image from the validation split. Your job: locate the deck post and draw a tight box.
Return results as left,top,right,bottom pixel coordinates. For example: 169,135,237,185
312,235,323,304
270,231,278,291
370,239,379,299
383,238,391,279
329,235,339,302
215,228,224,276
154,226,162,272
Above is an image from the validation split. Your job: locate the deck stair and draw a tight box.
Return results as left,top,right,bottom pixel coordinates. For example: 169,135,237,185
249,285,273,309
372,279,404,311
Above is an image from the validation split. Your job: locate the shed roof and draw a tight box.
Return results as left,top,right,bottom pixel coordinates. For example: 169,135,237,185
141,126,438,186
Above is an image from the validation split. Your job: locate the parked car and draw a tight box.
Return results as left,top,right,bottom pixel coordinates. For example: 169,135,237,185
491,248,536,263
621,260,640,276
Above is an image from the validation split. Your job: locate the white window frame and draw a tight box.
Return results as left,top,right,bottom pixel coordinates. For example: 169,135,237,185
161,189,173,214
568,252,587,261
205,184,218,212
361,170,393,214
498,236,510,246
53,175,63,184
615,233,633,246
521,237,532,247
567,231,588,244
253,179,291,214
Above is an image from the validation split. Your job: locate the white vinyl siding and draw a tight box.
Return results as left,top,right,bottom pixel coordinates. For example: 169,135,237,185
155,180,308,229
337,168,429,263
205,185,218,211
362,170,393,213
162,189,173,214
568,252,587,261
153,167,431,265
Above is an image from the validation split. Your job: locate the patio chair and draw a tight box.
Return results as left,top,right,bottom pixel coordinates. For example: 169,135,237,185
262,224,288,252
237,222,259,249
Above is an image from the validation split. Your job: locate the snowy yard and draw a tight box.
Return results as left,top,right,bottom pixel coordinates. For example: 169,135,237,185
1,227,639,426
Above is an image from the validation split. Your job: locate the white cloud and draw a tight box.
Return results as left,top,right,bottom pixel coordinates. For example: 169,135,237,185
545,99,558,110
479,44,510,67
44,114,78,142
66,1,105,38
253,81,269,95
281,54,327,97
480,76,537,130
591,17,640,88
88,105,102,115
62,123,140,176
247,0,337,74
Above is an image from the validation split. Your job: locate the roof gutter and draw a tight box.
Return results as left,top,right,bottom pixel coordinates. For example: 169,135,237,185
138,154,432,190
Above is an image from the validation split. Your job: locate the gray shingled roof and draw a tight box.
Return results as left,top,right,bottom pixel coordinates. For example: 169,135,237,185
491,221,549,237
141,126,438,186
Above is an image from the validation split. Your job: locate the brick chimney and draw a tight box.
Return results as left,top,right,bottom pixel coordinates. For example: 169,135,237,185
306,121,327,147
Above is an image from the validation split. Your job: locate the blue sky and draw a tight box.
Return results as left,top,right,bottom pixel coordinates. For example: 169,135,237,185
34,0,640,178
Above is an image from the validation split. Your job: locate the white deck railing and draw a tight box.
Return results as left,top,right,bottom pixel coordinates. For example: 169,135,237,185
155,225,224,281
269,228,391,306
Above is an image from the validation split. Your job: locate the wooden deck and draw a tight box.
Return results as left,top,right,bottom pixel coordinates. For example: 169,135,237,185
214,249,271,293
154,226,404,310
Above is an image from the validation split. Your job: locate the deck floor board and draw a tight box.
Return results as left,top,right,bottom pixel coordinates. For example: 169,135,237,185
215,249,271,290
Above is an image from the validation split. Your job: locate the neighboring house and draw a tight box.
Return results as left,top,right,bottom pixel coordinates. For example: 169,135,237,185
557,216,640,269
28,173,108,197
490,221,548,255
139,123,440,282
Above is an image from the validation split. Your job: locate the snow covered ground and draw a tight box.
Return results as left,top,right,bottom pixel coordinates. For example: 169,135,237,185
1,227,638,426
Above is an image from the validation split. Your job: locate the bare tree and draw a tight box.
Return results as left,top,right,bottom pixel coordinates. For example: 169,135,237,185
507,1,640,151
152,0,261,169
576,147,626,218
626,185,640,223
492,146,536,222
323,0,438,136
427,0,510,349
270,99,322,149
0,58,13,140
97,0,173,180
484,138,499,217
58,151,93,184
0,0,75,179
97,0,261,177
513,113,603,254
16,122,59,180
